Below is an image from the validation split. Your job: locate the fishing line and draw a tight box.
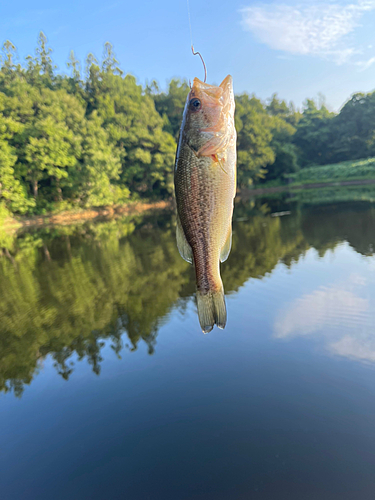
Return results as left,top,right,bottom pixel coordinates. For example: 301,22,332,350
186,0,207,83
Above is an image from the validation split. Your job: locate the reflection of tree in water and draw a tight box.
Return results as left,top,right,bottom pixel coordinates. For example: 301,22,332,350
2,198,375,396
0,212,192,396
223,212,308,292
300,203,375,256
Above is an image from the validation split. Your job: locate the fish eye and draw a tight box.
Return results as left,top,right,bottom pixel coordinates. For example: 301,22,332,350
189,98,201,112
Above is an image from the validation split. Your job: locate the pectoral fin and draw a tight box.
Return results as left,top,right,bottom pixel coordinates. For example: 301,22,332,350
211,154,228,174
220,226,232,263
176,214,193,264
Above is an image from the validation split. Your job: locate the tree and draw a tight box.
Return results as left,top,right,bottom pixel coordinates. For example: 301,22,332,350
10,86,84,201
265,97,300,181
62,50,85,98
235,94,275,186
267,93,290,118
78,112,124,206
330,91,375,162
86,52,176,198
0,41,22,87
266,93,301,127
0,119,33,213
153,78,190,140
35,32,55,82
293,99,334,167
0,93,34,213
101,42,122,76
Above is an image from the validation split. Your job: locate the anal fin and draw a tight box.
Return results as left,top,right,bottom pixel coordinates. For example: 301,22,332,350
176,214,193,264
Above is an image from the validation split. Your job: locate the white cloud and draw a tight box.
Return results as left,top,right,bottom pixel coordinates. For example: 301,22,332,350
241,1,375,65
356,56,375,70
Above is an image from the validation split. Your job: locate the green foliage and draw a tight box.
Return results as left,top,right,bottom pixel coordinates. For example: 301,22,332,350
85,53,176,198
0,104,35,213
0,202,11,223
0,35,177,217
286,157,375,184
292,99,335,167
257,90,375,186
235,94,275,186
266,93,301,127
329,92,375,162
2,33,375,216
264,105,299,181
153,78,190,140
267,142,299,181
79,112,124,206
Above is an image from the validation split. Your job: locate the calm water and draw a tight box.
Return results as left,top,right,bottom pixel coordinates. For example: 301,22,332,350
2,190,375,499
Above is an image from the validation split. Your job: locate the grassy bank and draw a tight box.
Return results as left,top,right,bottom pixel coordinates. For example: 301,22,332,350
247,157,375,194
285,157,375,185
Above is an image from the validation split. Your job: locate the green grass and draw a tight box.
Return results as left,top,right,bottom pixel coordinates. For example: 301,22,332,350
285,157,375,184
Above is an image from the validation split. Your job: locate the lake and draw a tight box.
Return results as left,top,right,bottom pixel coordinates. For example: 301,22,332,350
2,187,375,499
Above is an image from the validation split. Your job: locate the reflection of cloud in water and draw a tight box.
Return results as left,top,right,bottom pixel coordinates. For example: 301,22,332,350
330,336,375,362
274,273,375,363
275,285,369,339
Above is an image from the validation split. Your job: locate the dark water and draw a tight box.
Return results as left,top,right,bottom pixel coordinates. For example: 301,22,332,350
2,189,375,499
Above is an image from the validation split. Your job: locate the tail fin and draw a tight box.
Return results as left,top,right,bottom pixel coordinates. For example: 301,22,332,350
196,289,227,333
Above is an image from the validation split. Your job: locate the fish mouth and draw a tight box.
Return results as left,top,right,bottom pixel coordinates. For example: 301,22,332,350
190,76,235,157
190,75,233,108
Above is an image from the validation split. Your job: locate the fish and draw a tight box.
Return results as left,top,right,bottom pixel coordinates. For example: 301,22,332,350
174,75,237,333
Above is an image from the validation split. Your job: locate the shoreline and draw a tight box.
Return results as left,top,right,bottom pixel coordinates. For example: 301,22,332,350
3,177,375,231
240,178,375,198
3,199,173,231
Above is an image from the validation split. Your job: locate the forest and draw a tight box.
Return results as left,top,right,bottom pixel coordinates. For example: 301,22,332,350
1,32,375,217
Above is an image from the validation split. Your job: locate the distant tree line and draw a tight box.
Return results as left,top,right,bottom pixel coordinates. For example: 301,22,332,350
1,32,375,216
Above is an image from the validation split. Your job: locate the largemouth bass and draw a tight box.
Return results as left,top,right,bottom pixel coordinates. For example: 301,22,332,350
174,75,237,333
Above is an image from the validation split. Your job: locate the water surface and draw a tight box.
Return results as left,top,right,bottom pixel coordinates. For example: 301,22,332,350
1,191,375,499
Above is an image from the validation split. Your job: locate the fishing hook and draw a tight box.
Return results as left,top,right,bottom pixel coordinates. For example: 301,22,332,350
191,44,207,83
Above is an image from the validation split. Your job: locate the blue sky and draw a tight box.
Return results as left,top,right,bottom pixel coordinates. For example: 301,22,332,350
2,0,375,111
